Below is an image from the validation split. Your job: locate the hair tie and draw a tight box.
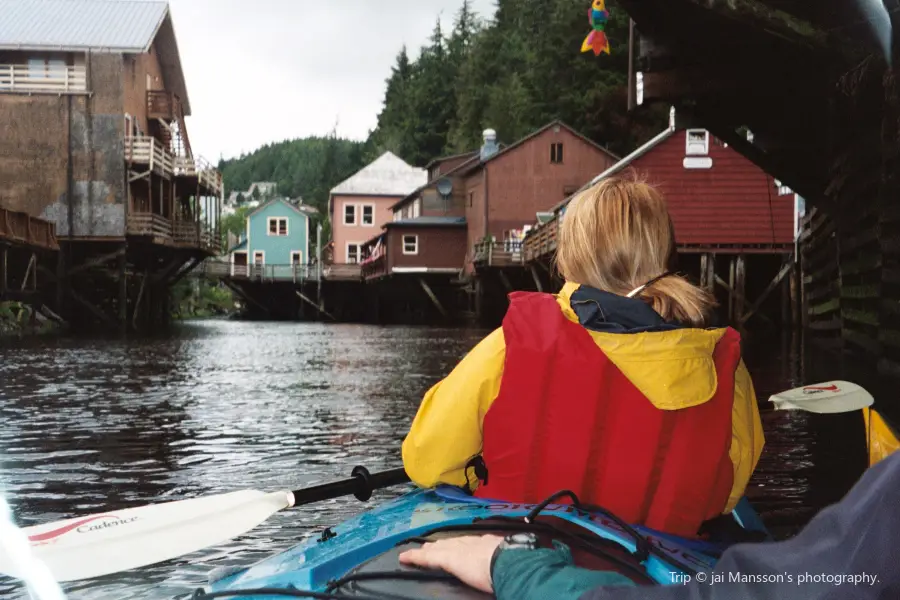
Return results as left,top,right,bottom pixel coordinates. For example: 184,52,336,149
625,271,675,298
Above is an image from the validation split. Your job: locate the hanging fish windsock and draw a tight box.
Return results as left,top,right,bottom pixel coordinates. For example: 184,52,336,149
581,0,610,56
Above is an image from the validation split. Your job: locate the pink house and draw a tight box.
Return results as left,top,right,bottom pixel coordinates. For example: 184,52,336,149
326,152,426,278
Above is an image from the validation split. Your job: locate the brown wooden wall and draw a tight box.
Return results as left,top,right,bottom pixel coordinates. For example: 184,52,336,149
123,43,165,136
479,126,617,244
0,52,127,237
387,226,468,272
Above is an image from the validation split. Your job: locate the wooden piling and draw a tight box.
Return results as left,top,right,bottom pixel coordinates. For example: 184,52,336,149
734,255,746,326
118,247,127,333
0,246,6,296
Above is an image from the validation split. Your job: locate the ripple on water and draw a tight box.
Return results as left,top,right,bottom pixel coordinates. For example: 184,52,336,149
0,321,866,598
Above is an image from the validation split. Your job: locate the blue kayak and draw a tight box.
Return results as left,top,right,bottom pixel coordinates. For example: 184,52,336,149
202,484,770,599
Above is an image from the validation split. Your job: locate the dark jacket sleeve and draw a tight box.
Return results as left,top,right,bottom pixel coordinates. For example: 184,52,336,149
577,452,900,600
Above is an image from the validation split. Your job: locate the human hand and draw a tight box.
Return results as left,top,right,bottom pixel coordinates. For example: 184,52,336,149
398,534,504,594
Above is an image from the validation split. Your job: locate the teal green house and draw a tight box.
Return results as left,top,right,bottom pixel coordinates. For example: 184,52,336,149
229,198,314,279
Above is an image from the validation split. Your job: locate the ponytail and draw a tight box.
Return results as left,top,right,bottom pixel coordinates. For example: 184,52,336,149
634,275,716,328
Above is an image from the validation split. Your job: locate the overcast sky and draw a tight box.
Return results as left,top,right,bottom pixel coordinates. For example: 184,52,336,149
166,0,496,162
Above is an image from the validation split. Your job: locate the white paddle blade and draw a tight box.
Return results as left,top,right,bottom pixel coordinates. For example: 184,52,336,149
0,489,294,583
769,380,874,414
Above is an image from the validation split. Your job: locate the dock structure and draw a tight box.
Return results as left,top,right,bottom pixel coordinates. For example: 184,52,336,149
322,152,427,321
0,207,59,305
611,0,900,394
213,197,321,319
523,111,800,332
0,0,222,332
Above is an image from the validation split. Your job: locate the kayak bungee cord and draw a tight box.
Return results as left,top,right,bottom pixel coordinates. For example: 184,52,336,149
522,489,652,563
190,589,389,600
190,487,706,600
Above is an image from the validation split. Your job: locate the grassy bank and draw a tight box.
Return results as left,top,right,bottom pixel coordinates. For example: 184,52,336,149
0,301,62,337
170,279,236,319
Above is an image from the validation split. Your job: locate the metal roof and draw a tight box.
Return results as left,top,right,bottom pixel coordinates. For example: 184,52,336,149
330,152,426,197
0,0,191,114
0,0,168,52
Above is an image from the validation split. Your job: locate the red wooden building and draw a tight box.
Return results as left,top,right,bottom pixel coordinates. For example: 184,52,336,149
526,110,801,330
558,122,795,249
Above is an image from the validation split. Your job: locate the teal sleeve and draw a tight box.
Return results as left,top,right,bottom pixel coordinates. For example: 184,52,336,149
492,542,637,600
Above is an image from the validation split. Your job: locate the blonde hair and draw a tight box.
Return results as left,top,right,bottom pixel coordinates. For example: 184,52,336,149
555,175,715,327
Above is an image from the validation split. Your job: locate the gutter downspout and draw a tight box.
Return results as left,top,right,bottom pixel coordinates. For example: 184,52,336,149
482,167,489,241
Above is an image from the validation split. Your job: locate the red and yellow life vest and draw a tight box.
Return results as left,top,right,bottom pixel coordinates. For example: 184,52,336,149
473,291,742,537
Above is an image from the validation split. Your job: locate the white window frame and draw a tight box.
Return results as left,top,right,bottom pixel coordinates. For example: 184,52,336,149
267,217,288,236
685,129,710,156
402,234,419,255
361,203,375,226
252,250,265,265
412,199,421,218
343,203,357,226
346,242,363,264
291,251,303,265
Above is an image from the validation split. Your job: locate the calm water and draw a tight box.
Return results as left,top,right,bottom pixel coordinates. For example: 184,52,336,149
0,320,867,599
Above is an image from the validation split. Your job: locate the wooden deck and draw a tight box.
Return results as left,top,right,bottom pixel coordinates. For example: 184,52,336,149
125,136,223,197
0,207,59,251
126,212,220,254
324,263,362,281
523,220,558,263
472,241,525,268
200,260,318,283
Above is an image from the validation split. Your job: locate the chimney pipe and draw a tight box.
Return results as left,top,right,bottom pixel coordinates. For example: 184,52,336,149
481,128,499,161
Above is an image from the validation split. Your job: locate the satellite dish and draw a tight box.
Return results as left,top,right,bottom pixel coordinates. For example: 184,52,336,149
436,178,453,197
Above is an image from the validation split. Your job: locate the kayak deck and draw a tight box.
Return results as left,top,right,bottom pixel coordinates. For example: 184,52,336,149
206,485,768,598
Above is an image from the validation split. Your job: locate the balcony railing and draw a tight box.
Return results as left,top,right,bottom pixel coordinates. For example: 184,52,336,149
0,64,87,94
323,263,362,281
0,207,59,250
173,220,199,246
523,219,558,262
127,213,172,239
174,155,224,195
473,241,524,267
202,260,316,282
361,254,387,280
147,90,180,120
126,136,223,195
125,136,174,178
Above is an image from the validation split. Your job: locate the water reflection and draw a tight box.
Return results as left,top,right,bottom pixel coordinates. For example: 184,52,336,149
0,321,866,598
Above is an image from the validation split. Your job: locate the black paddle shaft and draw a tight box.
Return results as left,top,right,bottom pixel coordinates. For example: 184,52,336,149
290,466,410,506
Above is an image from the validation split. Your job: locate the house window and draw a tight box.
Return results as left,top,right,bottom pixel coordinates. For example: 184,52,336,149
291,251,303,265
550,143,564,164
268,217,288,236
253,251,264,265
685,129,710,155
344,204,356,225
412,199,421,218
393,211,400,222
27,57,66,80
347,243,362,264
361,204,374,226
402,235,418,255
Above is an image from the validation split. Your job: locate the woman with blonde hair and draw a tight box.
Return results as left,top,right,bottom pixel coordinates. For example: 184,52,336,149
401,176,764,538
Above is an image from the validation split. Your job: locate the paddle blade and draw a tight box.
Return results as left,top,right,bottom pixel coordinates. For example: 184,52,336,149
769,381,874,414
0,489,294,582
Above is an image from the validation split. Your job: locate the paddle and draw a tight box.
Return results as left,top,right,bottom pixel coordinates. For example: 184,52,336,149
0,465,409,583
768,380,874,414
